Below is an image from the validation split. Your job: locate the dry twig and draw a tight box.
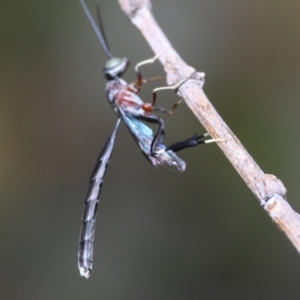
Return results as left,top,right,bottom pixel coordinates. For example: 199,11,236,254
118,0,300,253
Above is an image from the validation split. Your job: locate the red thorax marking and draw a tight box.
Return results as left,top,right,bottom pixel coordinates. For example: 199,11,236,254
141,103,153,112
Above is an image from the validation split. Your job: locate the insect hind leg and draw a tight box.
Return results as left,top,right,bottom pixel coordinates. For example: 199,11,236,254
166,133,224,153
137,113,166,154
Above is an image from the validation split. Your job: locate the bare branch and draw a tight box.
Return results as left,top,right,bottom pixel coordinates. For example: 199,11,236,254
118,0,300,254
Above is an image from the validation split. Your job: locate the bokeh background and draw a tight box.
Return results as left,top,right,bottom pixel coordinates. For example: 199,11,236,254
1,0,300,299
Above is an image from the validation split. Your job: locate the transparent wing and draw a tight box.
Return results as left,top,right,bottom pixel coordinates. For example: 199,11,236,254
118,108,186,172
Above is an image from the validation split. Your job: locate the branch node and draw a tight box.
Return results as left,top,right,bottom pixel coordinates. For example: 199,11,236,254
189,71,206,88
262,174,287,203
177,71,205,98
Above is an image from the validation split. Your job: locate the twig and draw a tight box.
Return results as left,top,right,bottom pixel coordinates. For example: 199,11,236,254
118,0,300,254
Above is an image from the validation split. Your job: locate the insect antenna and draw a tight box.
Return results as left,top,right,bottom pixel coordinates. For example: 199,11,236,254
96,6,112,57
79,0,113,58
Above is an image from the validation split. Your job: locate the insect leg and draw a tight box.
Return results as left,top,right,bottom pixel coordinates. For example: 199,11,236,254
134,47,169,91
166,133,224,152
130,76,163,89
78,119,121,278
151,78,187,108
137,113,166,154
167,98,184,115
79,0,112,58
149,98,184,116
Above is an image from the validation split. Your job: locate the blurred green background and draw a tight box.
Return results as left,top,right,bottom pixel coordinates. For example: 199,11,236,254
1,0,300,299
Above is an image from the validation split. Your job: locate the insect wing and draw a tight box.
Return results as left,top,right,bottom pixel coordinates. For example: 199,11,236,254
119,109,186,172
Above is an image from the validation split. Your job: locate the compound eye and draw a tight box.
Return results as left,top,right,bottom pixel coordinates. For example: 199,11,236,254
103,57,130,79
105,58,122,70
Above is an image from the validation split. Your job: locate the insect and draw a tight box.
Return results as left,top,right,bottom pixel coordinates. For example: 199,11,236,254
78,0,222,278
